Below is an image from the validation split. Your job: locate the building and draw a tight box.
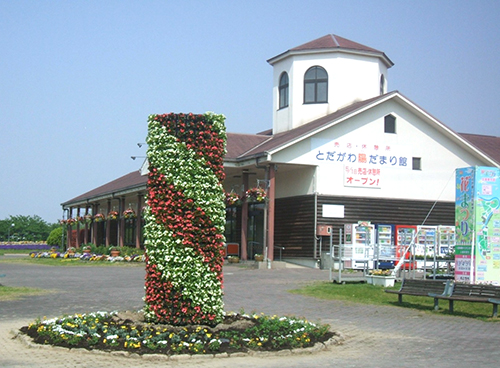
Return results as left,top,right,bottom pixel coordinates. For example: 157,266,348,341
61,34,500,266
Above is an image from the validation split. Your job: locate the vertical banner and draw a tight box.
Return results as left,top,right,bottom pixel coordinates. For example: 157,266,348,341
473,167,500,284
455,167,475,282
455,167,500,285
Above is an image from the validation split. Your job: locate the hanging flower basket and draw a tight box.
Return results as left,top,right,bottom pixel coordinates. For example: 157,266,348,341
84,214,93,224
108,211,119,221
66,218,77,227
93,213,105,222
123,208,137,219
225,192,242,207
245,187,267,203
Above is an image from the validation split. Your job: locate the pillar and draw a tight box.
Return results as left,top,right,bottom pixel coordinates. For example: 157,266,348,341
267,165,276,262
118,197,125,247
75,206,81,248
105,199,111,247
240,172,249,260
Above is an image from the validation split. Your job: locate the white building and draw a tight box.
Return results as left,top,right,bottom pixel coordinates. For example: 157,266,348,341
62,34,500,266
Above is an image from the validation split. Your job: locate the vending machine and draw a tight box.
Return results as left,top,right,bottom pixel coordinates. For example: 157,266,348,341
344,222,375,269
416,226,438,257
374,224,395,268
395,225,418,269
437,225,455,256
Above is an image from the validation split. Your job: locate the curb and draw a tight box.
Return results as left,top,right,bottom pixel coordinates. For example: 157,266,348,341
11,328,344,361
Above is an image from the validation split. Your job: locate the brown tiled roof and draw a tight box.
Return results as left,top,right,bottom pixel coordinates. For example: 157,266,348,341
291,34,382,54
226,132,271,160
269,34,394,67
61,171,147,206
63,95,500,207
458,133,500,165
242,93,389,157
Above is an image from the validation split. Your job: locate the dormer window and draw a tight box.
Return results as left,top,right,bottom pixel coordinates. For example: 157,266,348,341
279,72,289,109
304,66,328,104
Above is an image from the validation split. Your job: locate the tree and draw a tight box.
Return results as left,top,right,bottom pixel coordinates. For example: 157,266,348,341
0,215,58,242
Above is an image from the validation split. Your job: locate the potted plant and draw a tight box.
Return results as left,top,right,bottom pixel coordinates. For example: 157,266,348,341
227,255,240,264
82,245,92,254
245,187,267,203
108,211,119,221
225,191,242,207
66,247,76,256
367,269,395,287
254,253,264,262
109,246,120,257
123,208,136,219
93,213,105,222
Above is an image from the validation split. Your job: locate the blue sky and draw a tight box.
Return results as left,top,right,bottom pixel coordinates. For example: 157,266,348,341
1,0,499,223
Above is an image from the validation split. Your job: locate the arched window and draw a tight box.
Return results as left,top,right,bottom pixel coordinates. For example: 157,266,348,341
304,66,328,104
380,74,386,95
279,72,289,109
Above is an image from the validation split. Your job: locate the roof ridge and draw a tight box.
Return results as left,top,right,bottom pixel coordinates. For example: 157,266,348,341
330,34,340,47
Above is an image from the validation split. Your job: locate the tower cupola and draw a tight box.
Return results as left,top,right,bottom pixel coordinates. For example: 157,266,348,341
268,34,394,134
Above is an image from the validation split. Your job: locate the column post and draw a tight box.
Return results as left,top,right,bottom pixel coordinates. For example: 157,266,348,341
267,165,276,262
240,172,249,260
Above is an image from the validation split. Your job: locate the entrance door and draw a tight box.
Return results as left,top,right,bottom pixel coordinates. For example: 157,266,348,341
247,203,265,259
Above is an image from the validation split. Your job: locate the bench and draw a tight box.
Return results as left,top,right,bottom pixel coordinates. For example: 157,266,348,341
430,283,500,317
385,278,451,304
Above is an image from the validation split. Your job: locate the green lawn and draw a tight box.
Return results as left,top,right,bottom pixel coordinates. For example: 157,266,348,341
0,285,49,301
290,281,499,322
0,256,144,267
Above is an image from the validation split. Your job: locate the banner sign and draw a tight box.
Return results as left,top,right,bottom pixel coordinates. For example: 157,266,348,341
455,167,500,284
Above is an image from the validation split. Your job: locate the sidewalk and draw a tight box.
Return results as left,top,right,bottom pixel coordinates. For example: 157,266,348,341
1,261,499,367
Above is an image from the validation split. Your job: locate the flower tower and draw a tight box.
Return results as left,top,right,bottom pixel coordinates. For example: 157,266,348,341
144,112,227,325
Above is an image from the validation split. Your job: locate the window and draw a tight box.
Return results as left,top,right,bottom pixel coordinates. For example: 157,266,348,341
384,114,396,133
412,157,421,170
304,66,328,103
278,72,289,109
380,74,386,95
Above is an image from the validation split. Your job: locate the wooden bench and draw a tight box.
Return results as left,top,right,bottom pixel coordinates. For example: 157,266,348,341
385,278,451,304
430,283,500,317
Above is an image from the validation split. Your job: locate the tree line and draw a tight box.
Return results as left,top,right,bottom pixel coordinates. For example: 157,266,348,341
0,215,59,242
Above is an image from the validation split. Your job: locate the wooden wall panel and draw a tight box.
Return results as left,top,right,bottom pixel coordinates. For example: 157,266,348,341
273,195,455,259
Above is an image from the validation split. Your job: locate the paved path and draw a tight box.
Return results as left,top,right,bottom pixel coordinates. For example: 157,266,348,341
0,260,499,367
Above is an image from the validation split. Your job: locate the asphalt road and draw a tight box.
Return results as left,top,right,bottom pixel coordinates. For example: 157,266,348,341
1,259,499,367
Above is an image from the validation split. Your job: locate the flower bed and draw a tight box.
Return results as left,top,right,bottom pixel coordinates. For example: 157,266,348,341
28,250,144,263
0,242,55,250
20,311,333,355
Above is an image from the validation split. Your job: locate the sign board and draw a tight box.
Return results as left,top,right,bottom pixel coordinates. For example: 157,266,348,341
455,167,500,284
322,204,345,218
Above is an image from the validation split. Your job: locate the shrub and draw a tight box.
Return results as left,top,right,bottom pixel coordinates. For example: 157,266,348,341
46,227,63,246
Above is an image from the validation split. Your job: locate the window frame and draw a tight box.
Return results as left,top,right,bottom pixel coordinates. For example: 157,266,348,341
278,72,289,109
384,114,396,134
304,66,328,104
412,157,422,171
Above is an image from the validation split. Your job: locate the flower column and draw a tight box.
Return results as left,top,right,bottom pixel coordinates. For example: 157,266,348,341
144,112,227,325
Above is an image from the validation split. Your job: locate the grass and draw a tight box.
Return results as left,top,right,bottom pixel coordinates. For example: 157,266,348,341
0,285,49,301
0,249,48,256
0,256,144,267
290,281,499,322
